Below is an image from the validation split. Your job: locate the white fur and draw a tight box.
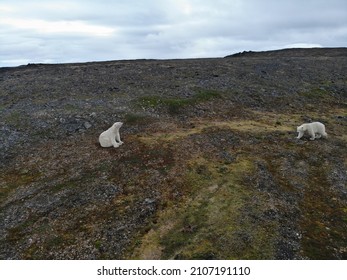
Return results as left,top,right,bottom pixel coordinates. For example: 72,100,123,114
99,122,123,148
296,122,327,141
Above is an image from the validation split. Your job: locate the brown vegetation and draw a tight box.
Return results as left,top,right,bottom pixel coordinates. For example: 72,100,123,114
0,48,346,259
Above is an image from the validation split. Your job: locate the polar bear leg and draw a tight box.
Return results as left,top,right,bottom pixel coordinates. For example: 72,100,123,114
297,131,304,139
111,138,120,148
321,127,328,138
116,131,123,145
308,127,315,140
315,133,322,139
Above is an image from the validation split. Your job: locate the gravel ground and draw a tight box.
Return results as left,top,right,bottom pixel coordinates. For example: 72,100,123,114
0,48,346,259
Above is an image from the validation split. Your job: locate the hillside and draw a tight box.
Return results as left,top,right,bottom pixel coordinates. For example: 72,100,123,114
0,48,346,259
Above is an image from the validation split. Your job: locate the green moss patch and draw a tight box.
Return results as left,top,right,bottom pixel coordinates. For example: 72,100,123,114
137,89,222,114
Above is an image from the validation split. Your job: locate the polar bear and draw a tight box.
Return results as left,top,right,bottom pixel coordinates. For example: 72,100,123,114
296,122,327,140
99,122,123,148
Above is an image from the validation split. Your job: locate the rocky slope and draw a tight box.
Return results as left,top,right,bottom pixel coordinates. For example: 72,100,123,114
0,48,346,259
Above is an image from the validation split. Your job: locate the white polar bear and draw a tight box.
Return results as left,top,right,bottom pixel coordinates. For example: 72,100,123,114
296,122,327,141
99,122,123,148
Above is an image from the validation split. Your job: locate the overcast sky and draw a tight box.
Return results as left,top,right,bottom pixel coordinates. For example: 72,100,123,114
1,0,346,67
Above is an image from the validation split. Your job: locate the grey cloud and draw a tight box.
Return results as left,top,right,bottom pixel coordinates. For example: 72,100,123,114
0,0,346,66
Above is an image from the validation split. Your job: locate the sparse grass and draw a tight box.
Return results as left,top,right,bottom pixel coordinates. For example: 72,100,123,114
63,103,80,113
4,111,23,127
136,118,294,145
0,170,41,202
192,89,222,102
137,96,162,108
135,108,345,146
300,87,332,99
130,155,278,259
138,96,189,114
6,214,40,244
0,104,6,113
298,161,347,259
49,181,78,193
124,113,149,125
127,104,347,259
137,89,222,114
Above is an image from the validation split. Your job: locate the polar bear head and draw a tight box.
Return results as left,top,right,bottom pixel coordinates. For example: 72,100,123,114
297,124,306,133
296,124,308,140
112,122,123,131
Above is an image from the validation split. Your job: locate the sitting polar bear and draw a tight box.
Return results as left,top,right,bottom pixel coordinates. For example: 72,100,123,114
297,122,327,140
99,122,123,148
